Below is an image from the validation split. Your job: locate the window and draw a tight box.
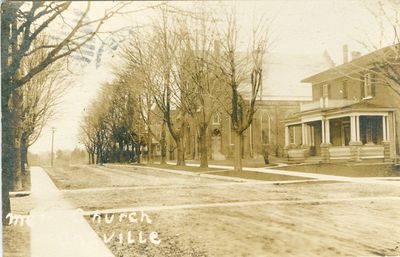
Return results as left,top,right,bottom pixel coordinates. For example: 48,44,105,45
322,84,329,98
330,117,350,146
364,73,372,98
360,116,383,145
213,113,221,125
341,122,350,146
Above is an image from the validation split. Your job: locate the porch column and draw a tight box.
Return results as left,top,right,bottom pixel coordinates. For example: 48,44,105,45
350,115,359,143
324,119,331,144
301,123,310,158
301,123,307,145
382,115,391,161
310,125,315,146
350,115,356,142
382,115,388,141
355,115,360,142
293,126,296,145
284,125,289,147
320,119,330,161
349,115,362,162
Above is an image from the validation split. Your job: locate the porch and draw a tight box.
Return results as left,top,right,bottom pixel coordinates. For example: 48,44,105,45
284,112,395,162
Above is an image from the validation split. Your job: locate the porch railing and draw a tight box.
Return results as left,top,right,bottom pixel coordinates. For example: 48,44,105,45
300,98,358,112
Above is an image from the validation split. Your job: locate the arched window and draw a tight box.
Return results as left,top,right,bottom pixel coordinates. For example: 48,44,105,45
213,113,221,125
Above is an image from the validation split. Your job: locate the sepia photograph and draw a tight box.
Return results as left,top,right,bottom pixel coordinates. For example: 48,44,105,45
2,0,400,256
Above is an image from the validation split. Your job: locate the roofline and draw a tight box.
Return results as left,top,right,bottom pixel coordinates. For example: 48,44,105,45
301,44,400,84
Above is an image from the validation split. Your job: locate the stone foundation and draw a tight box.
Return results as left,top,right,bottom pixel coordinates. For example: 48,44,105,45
349,141,362,162
382,141,391,162
320,143,331,161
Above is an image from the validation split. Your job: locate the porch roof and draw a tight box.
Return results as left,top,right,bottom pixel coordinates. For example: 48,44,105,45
285,100,395,124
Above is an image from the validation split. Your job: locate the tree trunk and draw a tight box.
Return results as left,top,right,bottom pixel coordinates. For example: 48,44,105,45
233,131,243,172
241,132,244,159
12,90,22,191
12,139,22,191
262,144,269,165
147,133,153,164
160,121,167,164
2,3,19,225
118,141,124,163
2,94,13,224
130,141,135,162
176,138,185,166
199,124,208,168
96,146,100,164
20,134,30,191
136,143,141,164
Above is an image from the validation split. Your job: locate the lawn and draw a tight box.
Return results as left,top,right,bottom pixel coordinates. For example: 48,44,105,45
273,163,400,177
184,158,275,168
142,163,224,173
206,170,309,181
130,163,306,181
44,165,115,189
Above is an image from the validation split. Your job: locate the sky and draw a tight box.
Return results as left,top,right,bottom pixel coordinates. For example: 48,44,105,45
28,0,395,154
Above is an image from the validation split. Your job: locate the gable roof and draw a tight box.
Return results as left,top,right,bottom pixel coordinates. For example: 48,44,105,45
302,44,400,85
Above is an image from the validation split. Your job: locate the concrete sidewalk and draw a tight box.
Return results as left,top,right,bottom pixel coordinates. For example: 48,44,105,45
29,166,114,257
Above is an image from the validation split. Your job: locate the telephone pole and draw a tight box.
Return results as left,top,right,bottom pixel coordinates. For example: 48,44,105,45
51,127,55,167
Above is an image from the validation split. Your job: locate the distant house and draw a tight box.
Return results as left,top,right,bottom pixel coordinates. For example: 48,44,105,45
284,45,400,162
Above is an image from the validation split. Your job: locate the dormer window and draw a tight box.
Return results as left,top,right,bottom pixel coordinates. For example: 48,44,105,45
363,72,373,98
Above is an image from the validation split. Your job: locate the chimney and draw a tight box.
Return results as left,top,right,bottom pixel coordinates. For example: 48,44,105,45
342,44,349,63
351,51,361,60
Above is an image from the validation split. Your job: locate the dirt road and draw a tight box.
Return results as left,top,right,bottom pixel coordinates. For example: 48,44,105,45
48,165,400,257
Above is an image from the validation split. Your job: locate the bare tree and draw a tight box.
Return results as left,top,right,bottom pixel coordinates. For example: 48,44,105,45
119,34,168,164
80,79,144,165
150,8,191,166
15,38,68,191
217,13,268,172
1,1,131,224
174,11,224,168
80,110,97,165
120,8,191,166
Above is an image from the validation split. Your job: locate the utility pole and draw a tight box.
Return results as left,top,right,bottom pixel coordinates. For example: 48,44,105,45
51,127,55,167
